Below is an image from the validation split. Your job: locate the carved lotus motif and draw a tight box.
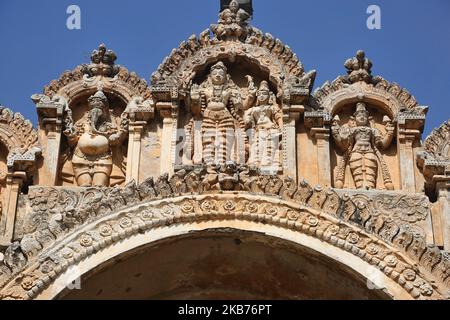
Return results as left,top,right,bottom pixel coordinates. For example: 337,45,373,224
306,216,319,227
385,255,398,268
181,202,195,214
287,210,300,221
200,201,215,213
99,224,113,237
366,243,380,255
119,217,133,229
223,201,236,212
246,202,258,214
161,206,174,217
79,234,93,247
21,277,35,291
140,210,154,221
265,206,278,216
347,233,360,244
40,261,54,274
414,280,433,296
403,269,417,282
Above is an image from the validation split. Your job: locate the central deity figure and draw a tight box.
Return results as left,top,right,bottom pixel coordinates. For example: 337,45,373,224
332,102,395,190
63,91,128,187
190,62,244,166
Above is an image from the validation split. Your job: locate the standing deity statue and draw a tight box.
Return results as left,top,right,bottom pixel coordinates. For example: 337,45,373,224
190,62,245,166
63,91,128,187
244,79,283,171
331,102,395,190
211,0,251,41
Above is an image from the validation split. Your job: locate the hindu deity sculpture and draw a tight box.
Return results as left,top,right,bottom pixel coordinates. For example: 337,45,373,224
211,0,251,41
244,79,283,171
331,102,396,190
190,61,245,166
63,91,128,187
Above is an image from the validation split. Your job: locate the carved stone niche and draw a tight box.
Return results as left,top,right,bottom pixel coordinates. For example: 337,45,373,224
330,101,398,191
178,58,284,175
59,91,129,188
313,51,427,192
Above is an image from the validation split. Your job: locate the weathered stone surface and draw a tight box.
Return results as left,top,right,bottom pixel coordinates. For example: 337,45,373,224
0,2,448,300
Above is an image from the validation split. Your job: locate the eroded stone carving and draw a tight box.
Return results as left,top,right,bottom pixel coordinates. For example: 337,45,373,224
189,62,245,165
244,79,283,172
211,0,251,42
82,44,120,78
0,169,445,300
62,91,129,187
332,102,395,190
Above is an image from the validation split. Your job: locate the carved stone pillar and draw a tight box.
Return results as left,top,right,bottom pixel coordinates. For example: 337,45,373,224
152,85,179,176
126,104,154,184
305,111,332,188
433,180,450,250
282,85,311,181
398,111,426,192
0,150,40,246
0,173,24,247
32,95,66,186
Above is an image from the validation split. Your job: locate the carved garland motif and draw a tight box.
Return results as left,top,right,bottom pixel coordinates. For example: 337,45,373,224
0,168,448,300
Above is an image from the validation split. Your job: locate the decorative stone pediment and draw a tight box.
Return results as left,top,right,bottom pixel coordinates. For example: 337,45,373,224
418,120,450,192
42,45,152,104
0,107,41,173
313,51,427,124
150,1,316,108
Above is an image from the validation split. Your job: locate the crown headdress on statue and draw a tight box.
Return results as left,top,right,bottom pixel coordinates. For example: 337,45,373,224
210,61,228,72
258,80,270,93
354,102,369,116
88,90,109,108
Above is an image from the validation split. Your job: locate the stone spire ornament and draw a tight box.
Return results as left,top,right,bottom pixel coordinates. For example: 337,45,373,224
82,44,120,78
344,50,373,84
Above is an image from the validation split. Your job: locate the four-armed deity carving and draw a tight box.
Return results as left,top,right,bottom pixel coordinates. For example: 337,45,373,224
63,91,129,187
190,62,246,166
332,102,396,190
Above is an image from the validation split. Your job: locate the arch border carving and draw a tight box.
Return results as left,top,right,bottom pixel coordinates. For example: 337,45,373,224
0,167,449,300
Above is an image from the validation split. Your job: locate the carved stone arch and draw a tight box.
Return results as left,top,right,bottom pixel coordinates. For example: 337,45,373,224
153,39,304,97
417,120,450,195
0,166,449,299
43,67,152,107
0,193,446,300
315,80,403,119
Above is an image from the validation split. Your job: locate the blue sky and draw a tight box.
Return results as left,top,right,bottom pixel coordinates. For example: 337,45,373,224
0,0,449,136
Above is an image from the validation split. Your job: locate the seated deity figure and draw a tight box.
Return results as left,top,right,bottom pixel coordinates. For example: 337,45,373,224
63,91,128,187
190,62,244,166
331,102,395,190
211,0,251,41
244,80,283,171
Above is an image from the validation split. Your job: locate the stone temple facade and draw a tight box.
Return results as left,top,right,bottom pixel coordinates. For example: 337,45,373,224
0,1,449,300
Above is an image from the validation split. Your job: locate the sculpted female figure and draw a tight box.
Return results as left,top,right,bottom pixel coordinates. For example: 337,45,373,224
244,80,283,171
190,62,244,166
332,102,395,190
63,91,128,187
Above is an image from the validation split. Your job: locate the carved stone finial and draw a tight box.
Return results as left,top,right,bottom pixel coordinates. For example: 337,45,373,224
82,44,120,78
211,0,251,41
344,50,373,84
